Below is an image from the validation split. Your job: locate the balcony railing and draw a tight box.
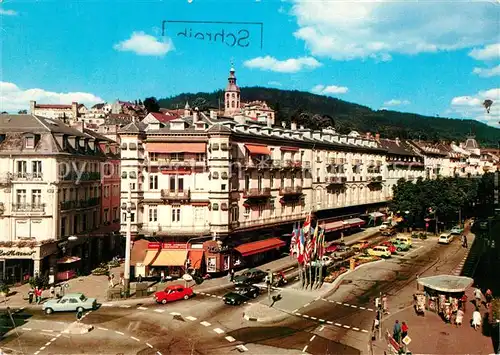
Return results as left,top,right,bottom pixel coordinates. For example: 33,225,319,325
243,188,271,198
138,224,209,236
236,211,309,230
303,161,311,170
279,186,303,196
368,176,383,183
293,160,302,169
61,172,101,181
328,176,347,184
14,172,44,181
161,189,191,200
282,160,293,169
12,203,46,213
60,197,101,210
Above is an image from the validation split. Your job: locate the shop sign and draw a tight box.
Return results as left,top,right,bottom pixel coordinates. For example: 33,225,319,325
207,245,229,254
0,249,36,258
207,257,217,272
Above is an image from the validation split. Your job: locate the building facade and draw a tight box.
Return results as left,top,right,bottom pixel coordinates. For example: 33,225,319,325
0,114,114,284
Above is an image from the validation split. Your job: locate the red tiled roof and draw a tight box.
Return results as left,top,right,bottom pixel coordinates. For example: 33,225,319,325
150,112,179,123
36,104,72,109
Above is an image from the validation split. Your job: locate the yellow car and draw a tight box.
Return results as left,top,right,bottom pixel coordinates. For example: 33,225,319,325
367,246,391,258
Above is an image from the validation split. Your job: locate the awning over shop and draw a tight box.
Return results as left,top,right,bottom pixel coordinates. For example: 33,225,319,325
147,142,206,153
370,212,385,218
142,250,160,266
188,250,204,269
345,218,365,227
130,239,149,266
280,146,299,152
235,238,285,257
417,275,474,293
56,256,81,264
151,250,188,267
245,144,271,155
323,221,345,233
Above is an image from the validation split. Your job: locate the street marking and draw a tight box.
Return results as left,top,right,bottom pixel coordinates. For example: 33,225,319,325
137,306,148,310
217,296,223,299
40,347,46,351
326,321,333,325
319,319,325,322
102,303,114,307
56,334,62,338
247,302,254,305
359,306,366,310
200,321,211,327
115,331,124,335
34,352,40,355
211,295,217,298
295,313,302,316
335,323,342,327
146,343,154,348
343,325,351,329
225,336,236,342
45,342,51,346
98,327,108,331
367,308,374,311
292,309,299,313
186,316,197,321
310,316,317,320
157,352,162,355
336,301,342,305
304,302,311,307
303,315,310,318
51,338,56,341
154,309,165,313
319,326,325,331
120,305,131,308
199,292,205,295
310,335,316,342
236,345,248,352
343,303,350,306
302,345,308,353
362,329,369,333
42,330,53,332
350,305,357,308
170,312,181,316
213,328,225,334
131,336,140,341
22,327,32,331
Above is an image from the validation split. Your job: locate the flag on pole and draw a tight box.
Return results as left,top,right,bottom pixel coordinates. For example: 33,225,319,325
304,236,313,265
303,211,312,236
298,227,306,264
312,222,319,260
317,226,325,259
290,223,298,256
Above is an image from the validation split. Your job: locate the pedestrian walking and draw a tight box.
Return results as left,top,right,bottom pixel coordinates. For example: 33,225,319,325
474,287,483,307
393,320,402,343
35,287,42,304
485,289,493,305
28,288,34,304
460,293,468,312
119,273,124,287
456,309,464,326
472,308,482,330
382,294,388,314
401,321,408,340
462,234,468,248
229,269,235,282
160,270,165,283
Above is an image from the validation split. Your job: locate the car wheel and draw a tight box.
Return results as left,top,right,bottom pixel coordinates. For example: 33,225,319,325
397,247,402,252
183,295,189,300
161,299,167,304
45,308,53,315
253,292,258,298
77,307,84,313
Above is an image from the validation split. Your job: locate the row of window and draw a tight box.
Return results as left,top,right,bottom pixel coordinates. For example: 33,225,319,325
60,212,98,237
103,184,120,198
15,189,42,205
148,153,205,162
60,186,99,201
121,142,143,151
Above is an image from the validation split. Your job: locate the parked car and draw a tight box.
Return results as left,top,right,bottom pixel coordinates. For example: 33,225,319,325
438,233,454,245
381,228,397,236
379,221,392,231
154,285,194,304
367,246,391,258
450,225,464,234
223,285,260,305
380,241,397,254
43,293,97,315
352,241,370,251
391,236,412,247
392,240,410,252
321,256,334,266
233,268,267,285
326,242,350,253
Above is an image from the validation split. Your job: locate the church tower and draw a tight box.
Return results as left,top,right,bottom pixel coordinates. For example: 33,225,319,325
224,65,240,117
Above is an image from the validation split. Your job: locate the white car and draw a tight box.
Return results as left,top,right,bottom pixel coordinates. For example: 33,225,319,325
379,221,392,231
438,233,454,244
321,256,334,266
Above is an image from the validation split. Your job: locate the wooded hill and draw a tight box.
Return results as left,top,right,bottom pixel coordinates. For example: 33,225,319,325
157,87,500,147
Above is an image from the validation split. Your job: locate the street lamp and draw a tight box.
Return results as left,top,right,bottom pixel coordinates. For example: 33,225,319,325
121,183,134,297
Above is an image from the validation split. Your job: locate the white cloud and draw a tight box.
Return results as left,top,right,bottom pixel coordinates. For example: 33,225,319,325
472,65,500,78
468,43,500,61
0,81,104,112
291,1,499,61
311,84,348,95
114,31,174,56
383,99,411,106
450,88,500,127
243,56,321,73
0,8,17,16
267,81,282,87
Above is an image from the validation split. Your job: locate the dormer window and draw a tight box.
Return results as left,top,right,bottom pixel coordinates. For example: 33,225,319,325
25,135,35,149
121,171,128,179
121,143,127,150
129,171,137,179
129,143,137,150
220,143,228,151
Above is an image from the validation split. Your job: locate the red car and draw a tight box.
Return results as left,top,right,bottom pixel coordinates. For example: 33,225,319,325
154,285,194,304
380,241,397,254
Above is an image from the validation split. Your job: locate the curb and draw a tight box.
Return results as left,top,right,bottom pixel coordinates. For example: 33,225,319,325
242,259,385,323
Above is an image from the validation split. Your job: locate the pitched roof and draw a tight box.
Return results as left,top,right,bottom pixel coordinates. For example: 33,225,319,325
91,103,106,109
0,114,86,136
118,121,147,133
379,138,417,156
149,112,179,123
35,104,72,109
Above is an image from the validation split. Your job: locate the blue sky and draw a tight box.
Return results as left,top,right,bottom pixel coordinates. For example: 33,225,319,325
0,0,499,127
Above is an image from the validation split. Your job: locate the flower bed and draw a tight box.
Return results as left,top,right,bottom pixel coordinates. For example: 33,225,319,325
324,267,348,283
354,256,380,267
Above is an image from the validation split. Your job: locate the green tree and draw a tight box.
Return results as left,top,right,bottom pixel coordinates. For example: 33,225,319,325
143,97,160,113
192,97,208,112
18,109,28,114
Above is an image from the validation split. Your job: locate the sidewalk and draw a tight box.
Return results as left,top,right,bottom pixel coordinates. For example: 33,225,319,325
371,222,494,354
1,227,380,308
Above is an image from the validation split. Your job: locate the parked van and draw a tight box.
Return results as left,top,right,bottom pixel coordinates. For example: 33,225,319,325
368,246,391,258
393,236,412,247
438,233,454,244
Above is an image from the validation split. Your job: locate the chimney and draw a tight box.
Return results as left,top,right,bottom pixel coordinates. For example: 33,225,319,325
300,125,305,130
71,102,78,119
29,100,36,114
210,110,217,120
375,133,380,142
291,122,297,131
193,108,199,123
281,121,286,128
266,115,273,128
366,132,372,139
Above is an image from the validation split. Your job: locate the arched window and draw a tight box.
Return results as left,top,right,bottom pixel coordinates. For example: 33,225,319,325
226,101,229,108
231,101,235,108
232,93,235,98
226,93,230,98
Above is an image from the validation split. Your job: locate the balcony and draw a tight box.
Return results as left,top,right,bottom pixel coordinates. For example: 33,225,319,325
243,188,271,198
292,160,302,169
14,172,44,181
139,224,210,236
61,172,101,181
407,175,415,180
303,161,311,170
282,160,293,169
235,211,309,230
279,186,303,196
12,203,46,214
328,176,347,184
60,197,101,211
368,176,383,183
161,189,191,201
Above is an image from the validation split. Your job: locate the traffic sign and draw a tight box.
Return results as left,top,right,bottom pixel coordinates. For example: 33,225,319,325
403,335,411,345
